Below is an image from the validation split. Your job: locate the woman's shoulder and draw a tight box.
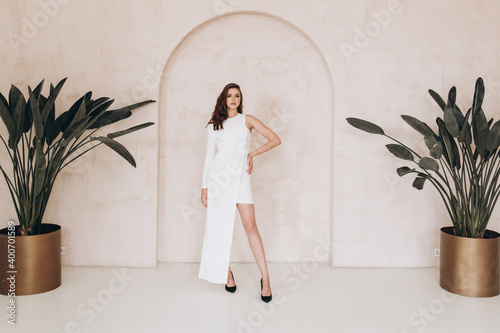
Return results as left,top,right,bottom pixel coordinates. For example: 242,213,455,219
244,113,261,124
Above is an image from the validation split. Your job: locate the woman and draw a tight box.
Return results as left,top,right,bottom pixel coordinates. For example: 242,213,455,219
199,83,281,302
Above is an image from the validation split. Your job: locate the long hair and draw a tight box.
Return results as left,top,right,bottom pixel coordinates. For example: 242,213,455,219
206,83,243,130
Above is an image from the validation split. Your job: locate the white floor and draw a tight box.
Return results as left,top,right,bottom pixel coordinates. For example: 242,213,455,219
1,263,499,333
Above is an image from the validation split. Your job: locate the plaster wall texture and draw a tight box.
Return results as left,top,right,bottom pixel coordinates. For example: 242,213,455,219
0,0,499,267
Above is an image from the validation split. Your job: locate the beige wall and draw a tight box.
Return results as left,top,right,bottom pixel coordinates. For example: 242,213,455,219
0,0,499,267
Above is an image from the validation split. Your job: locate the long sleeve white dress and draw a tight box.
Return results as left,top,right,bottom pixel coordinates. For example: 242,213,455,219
199,112,253,284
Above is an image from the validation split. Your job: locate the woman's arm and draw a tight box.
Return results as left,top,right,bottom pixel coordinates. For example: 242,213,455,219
245,114,281,174
201,126,216,208
201,126,217,189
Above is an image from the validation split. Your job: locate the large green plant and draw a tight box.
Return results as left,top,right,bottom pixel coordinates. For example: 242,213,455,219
347,77,500,239
0,78,155,236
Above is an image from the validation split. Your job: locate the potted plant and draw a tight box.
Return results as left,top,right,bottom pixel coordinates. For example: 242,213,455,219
347,77,500,297
0,78,155,295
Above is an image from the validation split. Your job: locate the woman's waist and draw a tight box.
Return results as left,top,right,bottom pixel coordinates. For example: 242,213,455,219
215,150,247,158
216,145,248,155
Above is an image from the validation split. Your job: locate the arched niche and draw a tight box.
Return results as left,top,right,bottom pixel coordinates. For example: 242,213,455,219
157,11,334,263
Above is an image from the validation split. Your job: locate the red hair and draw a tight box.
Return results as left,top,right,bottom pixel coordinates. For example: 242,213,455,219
206,83,243,130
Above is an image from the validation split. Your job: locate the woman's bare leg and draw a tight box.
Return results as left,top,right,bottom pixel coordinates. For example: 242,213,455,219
235,203,271,296
227,265,235,287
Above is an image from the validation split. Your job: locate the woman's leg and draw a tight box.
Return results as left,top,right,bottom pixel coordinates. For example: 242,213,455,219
227,265,235,287
236,203,271,296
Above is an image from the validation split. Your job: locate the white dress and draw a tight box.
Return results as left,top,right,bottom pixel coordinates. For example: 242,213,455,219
199,112,253,284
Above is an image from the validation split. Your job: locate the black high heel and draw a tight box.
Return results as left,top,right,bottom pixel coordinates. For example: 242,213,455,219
260,278,272,302
225,270,236,293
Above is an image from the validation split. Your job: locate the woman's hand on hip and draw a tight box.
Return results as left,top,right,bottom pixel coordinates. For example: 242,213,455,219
246,154,253,174
201,188,208,207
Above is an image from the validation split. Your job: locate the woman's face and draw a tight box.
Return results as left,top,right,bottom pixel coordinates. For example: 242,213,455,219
226,88,241,111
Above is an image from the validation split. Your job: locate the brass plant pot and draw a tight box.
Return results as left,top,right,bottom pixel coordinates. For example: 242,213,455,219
0,223,61,295
440,226,500,297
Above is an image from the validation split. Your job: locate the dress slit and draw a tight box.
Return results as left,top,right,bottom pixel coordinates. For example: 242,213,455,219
199,113,252,284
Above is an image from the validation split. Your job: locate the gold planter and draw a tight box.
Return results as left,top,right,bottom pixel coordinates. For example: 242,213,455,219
0,223,61,295
440,226,500,297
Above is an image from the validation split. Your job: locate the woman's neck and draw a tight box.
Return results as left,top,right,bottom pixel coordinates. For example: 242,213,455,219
227,109,238,118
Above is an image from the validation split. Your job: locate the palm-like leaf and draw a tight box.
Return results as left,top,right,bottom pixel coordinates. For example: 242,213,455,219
346,77,500,238
0,78,156,236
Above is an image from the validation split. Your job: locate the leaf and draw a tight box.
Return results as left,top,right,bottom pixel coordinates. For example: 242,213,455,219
87,98,113,117
419,157,439,172
461,123,472,145
92,109,132,128
430,142,443,159
437,118,458,168
458,108,472,144
107,122,155,139
486,120,500,152
447,86,456,108
67,97,86,130
397,167,415,177
45,113,59,146
423,136,437,150
24,80,45,133
428,89,446,111
8,84,23,117
471,107,489,157
12,95,26,147
444,106,459,137
33,139,46,197
91,136,136,167
424,136,443,159
44,96,59,146
443,86,457,107
47,147,66,175
386,144,414,161
24,91,34,133
413,175,429,190
28,87,44,140
61,118,88,144
451,105,465,128
0,92,17,149
32,79,44,98
28,147,35,161
346,118,384,135
472,77,484,113
88,100,155,129
0,93,8,113
60,102,125,147
47,147,65,176
40,78,66,124
401,115,435,137
56,94,86,133
83,91,92,105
